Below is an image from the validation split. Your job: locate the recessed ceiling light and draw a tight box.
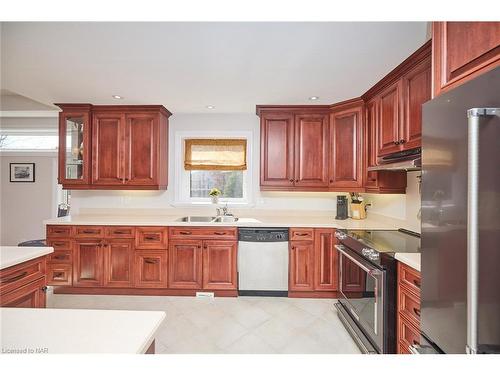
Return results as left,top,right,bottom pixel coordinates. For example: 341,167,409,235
309,96,319,101
112,95,123,99
206,105,215,109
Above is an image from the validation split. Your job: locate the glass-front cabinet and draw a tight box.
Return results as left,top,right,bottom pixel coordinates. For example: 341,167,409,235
57,104,91,186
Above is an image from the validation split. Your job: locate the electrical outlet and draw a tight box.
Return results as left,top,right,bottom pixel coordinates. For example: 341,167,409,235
196,292,215,298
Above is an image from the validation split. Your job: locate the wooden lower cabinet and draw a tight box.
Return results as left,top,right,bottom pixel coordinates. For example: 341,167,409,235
313,229,338,290
73,239,104,287
397,262,422,354
289,240,315,291
103,239,134,287
168,240,203,289
203,240,237,290
0,256,48,308
134,250,168,288
1,277,47,308
47,264,73,286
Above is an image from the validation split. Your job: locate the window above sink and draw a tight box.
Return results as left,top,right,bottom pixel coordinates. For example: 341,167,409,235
173,130,254,207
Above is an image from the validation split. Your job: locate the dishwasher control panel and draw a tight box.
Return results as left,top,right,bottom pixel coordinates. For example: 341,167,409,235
238,228,289,242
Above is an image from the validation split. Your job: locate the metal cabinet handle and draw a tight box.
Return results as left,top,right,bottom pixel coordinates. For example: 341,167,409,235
53,242,65,247
400,139,406,144
413,307,421,317
289,179,294,183
113,231,127,235
214,232,226,236
144,259,158,264
82,230,98,234
179,231,191,235
53,255,66,260
41,286,48,292
295,233,309,237
394,140,400,145
144,236,158,240
413,279,421,288
1,271,28,283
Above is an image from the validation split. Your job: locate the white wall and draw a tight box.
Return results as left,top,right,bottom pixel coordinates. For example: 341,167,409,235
0,152,58,245
362,171,421,233
71,113,350,214
69,113,421,230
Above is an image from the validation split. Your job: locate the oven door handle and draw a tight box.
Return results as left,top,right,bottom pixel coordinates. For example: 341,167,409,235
334,244,380,275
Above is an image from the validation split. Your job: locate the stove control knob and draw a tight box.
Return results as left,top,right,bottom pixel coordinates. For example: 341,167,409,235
369,253,380,261
335,231,347,240
362,247,374,257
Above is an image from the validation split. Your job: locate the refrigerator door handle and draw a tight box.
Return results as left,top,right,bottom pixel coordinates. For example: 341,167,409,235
466,108,500,355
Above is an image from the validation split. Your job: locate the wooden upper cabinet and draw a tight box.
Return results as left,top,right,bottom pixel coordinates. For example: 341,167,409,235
313,229,338,291
294,113,329,188
432,22,500,97
329,102,363,190
125,113,160,186
92,112,125,185
378,80,402,156
259,113,295,188
56,104,92,186
402,57,431,149
55,104,171,190
202,240,237,290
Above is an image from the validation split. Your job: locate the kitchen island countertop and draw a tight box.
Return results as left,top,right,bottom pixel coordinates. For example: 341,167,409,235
0,246,54,270
0,308,166,354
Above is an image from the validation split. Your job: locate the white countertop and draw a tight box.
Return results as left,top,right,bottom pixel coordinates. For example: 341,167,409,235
0,246,54,270
44,213,407,230
0,308,166,354
395,253,421,272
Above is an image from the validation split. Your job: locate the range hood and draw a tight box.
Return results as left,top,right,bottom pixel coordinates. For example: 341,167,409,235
368,147,421,171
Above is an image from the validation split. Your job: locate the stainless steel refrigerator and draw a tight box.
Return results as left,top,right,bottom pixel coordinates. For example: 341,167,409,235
420,67,500,354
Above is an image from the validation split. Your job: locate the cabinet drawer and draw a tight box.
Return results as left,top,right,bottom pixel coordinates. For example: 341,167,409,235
47,239,72,251
0,277,46,308
47,264,73,286
398,262,421,295
46,225,73,238
47,250,73,264
290,228,314,241
0,257,46,295
74,226,105,238
398,315,420,353
399,285,421,327
135,227,168,249
105,226,136,239
169,227,237,240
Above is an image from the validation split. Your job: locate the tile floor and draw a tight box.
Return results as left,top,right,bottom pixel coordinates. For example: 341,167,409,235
47,292,361,354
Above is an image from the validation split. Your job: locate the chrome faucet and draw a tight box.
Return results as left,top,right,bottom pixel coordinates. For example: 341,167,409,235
216,203,233,217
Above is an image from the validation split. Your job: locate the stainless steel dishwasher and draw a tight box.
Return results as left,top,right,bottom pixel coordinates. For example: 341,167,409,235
238,228,289,296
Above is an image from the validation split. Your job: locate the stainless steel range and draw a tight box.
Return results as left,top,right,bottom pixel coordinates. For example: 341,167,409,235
334,228,421,354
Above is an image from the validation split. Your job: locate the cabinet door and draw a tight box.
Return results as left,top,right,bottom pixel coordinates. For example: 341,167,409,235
73,239,104,287
0,277,46,308
168,240,203,289
58,111,91,186
329,106,363,189
402,57,431,150
294,113,329,188
378,81,402,156
314,229,338,291
260,113,295,188
124,113,159,186
202,240,237,290
432,22,500,97
103,239,133,287
134,250,168,288
92,112,125,185
289,240,314,291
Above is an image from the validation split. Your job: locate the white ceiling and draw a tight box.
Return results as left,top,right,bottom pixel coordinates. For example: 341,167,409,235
1,22,429,114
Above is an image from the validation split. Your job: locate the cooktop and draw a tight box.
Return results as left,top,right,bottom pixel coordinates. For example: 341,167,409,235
345,228,421,254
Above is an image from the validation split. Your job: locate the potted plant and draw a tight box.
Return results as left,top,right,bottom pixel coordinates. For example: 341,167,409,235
208,188,222,204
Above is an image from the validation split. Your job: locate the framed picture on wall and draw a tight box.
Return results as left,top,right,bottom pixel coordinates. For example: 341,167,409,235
10,163,35,183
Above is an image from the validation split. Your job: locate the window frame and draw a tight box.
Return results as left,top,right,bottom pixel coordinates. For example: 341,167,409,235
173,130,254,207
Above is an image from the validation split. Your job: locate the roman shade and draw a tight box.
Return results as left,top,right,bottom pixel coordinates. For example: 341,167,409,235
184,139,247,170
